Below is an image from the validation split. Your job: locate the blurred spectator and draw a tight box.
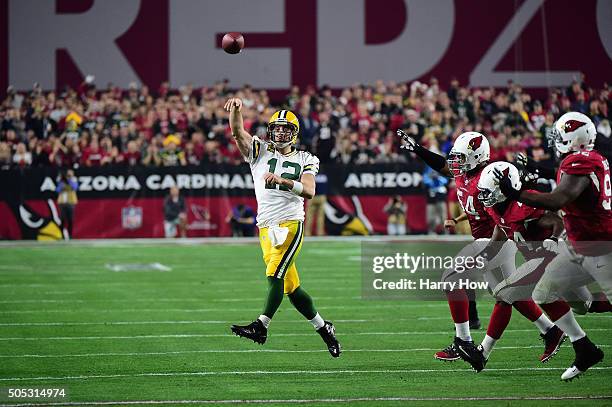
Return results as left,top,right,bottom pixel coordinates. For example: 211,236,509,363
595,119,612,163
142,143,161,166
0,142,12,169
160,134,187,166
423,166,448,234
311,111,336,163
305,172,328,236
122,140,142,166
12,142,32,167
351,137,376,164
80,138,108,167
163,186,187,238
226,204,256,237
384,195,407,235
55,169,78,238
401,109,424,143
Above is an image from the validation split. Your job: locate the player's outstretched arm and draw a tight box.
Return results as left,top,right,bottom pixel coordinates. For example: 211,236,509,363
397,129,452,178
515,152,556,180
496,168,590,210
224,97,253,159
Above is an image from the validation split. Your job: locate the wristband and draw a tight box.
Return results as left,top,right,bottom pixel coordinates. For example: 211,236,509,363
291,181,304,196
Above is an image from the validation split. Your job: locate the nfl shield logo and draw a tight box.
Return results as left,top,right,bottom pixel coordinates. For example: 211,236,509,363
122,206,143,230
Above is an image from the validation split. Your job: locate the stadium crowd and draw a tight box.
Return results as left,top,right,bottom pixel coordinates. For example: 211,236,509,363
0,76,611,171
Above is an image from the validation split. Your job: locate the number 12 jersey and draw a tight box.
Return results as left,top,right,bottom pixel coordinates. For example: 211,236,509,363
249,136,320,228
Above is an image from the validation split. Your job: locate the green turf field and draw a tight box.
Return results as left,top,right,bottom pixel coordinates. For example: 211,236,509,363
0,240,610,406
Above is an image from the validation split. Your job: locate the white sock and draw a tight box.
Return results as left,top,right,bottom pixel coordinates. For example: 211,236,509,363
533,314,554,335
309,313,325,329
554,311,586,342
455,321,471,342
480,335,497,359
258,315,271,329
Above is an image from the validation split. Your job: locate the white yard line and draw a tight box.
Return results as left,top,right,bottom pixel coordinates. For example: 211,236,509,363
2,395,611,407
0,319,370,327
1,328,610,341
1,345,610,359
0,296,354,305
1,367,611,383
0,303,450,313
0,234,471,248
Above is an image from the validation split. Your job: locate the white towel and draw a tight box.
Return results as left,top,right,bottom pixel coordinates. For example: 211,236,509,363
269,225,289,248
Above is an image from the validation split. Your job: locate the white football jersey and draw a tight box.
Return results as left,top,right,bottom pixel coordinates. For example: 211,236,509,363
248,136,320,227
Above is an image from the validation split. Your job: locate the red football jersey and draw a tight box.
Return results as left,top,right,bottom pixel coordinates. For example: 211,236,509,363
485,192,551,259
558,150,612,254
455,168,496,239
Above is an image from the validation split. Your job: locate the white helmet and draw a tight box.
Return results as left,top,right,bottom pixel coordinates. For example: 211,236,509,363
549,111,596,156
477,162,522,207
447,132,490,176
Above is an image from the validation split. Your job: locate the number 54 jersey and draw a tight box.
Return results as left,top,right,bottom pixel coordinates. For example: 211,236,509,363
249,136,320,228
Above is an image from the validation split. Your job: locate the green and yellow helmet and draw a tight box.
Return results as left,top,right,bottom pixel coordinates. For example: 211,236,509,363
267,110,299,148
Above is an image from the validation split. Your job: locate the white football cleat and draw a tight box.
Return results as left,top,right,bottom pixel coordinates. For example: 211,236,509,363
561,336,604,381
561,365,583,381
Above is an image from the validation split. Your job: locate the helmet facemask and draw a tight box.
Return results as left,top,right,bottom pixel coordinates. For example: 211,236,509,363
268,123,297,149
548,126,570,157
447,152,469,176
477,162,521,208
477,186,505,207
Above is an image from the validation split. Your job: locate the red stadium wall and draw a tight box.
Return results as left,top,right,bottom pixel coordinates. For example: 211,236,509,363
1,0,610,96
0,196,427,239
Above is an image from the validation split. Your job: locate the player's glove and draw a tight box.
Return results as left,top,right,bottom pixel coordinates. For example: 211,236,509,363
515,152,528,170
397,129,418,151
541,237,559,253
521,171,540,184
397,129,447,172
515,153,540,184
493,168,521,201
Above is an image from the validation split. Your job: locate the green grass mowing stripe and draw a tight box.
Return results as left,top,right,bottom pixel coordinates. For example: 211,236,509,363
0,305,453,314
2,328,611,340
0,316,609,326
0,296,358,304
2,344,611,359
2,395,612,406
0,319,373,326
3,367,612,382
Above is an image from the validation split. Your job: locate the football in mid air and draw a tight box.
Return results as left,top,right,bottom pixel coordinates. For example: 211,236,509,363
222,32,244,54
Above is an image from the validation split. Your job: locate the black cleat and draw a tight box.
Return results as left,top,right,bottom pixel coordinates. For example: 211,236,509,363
561,336,604,381
230,320,267,345
468,297,480,330
540,325,567,363
454,336,487,372
317,321,341,357
469,319,482,330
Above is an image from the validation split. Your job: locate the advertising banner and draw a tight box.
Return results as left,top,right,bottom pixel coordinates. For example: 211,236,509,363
0,163,428,239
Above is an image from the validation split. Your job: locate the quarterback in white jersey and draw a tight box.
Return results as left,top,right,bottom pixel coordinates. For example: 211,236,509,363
225,97,340,357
